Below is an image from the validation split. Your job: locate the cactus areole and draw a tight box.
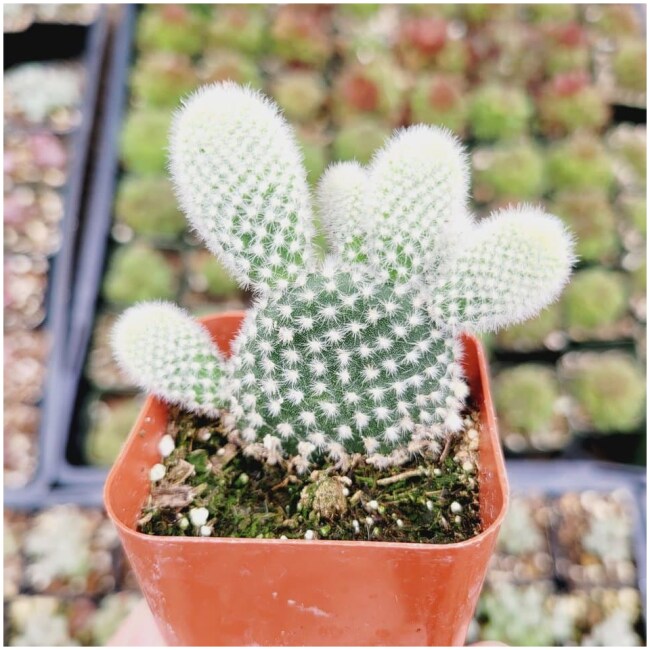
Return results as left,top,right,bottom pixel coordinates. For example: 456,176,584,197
106,83,574,645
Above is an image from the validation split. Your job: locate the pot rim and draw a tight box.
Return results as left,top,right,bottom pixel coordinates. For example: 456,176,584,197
104,311,509,553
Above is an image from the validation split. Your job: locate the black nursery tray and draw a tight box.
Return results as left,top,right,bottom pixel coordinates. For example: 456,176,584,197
4,10,109,507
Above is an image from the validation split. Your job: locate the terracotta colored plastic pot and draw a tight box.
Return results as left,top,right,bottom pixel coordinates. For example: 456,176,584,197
105,312,508,646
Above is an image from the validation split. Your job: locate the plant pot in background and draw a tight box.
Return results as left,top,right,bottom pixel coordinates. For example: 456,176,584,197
105,312,509,646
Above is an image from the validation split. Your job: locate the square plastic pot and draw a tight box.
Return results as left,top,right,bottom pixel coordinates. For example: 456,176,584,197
105,312,509,646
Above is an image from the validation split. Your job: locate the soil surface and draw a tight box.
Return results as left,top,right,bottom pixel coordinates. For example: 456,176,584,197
138,406,482,544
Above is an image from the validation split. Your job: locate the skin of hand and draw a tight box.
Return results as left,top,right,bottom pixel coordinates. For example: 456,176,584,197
108,598,505,647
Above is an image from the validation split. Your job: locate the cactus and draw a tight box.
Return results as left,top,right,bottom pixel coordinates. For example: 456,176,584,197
85,397,143,466
607,124,646,189
269,5,334,68
136,4,204,55
102,243,179,306
472,140,546,203
527,4,578,23
332,117,391,164
112,83,574,468
468,83,532,141
548,190,619,263
207,4,268,55
620,194,646,236
185,250,239,298
409,74,468,135
198,50,263,89
331,58,407,125
546,132,614,192
563,352,645,433
120,108,171,175
270,70,328,123
494,365,560,439
541,22,591,76
130,52,198,108
613,40,647,93
562,268,628,334
497,496,546,555
588,4,643,38
537,72,609,137
495,303,562,352
115,175,186,240
582,610,642,647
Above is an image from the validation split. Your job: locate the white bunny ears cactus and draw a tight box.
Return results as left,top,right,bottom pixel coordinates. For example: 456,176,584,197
113,82,575,469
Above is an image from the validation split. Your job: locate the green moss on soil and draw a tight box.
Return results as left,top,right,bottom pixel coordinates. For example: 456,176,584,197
138,407,482,544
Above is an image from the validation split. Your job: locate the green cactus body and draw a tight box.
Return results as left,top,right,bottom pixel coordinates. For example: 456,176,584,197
607,124,646,188
564,352,645,433
103,243,179,306
120,108,172,175
590,5,643,39
332,117,391,164
494,365,560,438
113,83,574,468
136,4,205,55
198,50,263,89
468,84,532,141
270,70,328,123
562,268,628,334
410,74,468,135
473,140,546,203
537,73,609,137
130,53,198,108
115,175,186,240
620,194,647,237
546,132,614,192
549,190,618,263
208,5,268,55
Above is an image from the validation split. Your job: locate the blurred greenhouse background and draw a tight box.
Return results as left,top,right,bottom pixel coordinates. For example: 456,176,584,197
3,3,647,646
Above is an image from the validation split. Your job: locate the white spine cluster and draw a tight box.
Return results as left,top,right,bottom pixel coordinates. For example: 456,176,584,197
112,83,575,468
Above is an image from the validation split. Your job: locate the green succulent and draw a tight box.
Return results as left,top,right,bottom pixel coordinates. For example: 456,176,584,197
546,132,614,192
562,268,628,333
528,4,578,23
590,5,643,38
548,190,618,263
130,52,198,108
198,50,263,89
332,58,407,125
410,74,467,135
186,251,239,298
270,70,328,123
620,194,647,236
85,397,142,466
120,108,172,175
613,40,647,93
542,23,590,76
102,243,179,306
207,4,268,55
469,84,532,141
136,4,205,55
296,129,329,185
332,117,391,164
115,175,186,240
565,352,646,432
607,125,646,188
537,73,609,137
495,365,560,437
473,140,546,203
495,303,562,352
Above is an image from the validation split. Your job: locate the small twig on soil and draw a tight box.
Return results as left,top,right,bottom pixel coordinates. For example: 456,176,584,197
376,467,427,486
439,433,457,464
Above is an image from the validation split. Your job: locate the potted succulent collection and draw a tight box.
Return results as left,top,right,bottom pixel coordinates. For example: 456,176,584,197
105,83,574,645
